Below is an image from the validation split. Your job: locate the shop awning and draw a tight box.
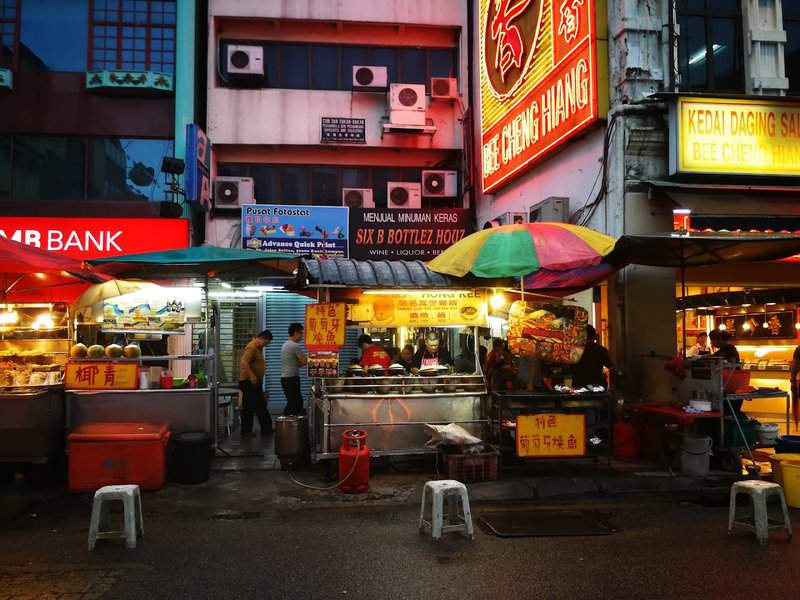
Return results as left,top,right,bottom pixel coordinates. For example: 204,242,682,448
300,259,452,289
677,287,800,310
90,245,297,279
610,232,800,268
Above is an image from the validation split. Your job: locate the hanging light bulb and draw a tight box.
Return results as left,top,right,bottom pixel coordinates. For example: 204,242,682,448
742,322,751,331
489,293,507,311
718,323,727,331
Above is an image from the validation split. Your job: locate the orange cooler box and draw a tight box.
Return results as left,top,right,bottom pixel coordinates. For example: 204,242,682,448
68,422,170,492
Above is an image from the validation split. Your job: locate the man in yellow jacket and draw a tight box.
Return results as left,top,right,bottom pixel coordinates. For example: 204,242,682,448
239,330,273,436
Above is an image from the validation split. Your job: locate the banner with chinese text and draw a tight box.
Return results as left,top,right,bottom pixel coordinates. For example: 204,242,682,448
304,303,347,351
65,361,140,390
353,291,487,328
516,413,585,457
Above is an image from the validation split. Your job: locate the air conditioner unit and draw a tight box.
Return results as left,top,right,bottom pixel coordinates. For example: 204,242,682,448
214,176,255,209
389,83,426,112
352,65,388,91
389,110,426,127
226,45,264,76
387,182,421,209
342,188,374,209
529,197,569,223
431,77,458,100
421,170,457,198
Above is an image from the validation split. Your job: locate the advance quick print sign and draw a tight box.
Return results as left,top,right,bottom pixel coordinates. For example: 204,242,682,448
242,205,349,258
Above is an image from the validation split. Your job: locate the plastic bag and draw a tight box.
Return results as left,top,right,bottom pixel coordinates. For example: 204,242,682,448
424,423,482,448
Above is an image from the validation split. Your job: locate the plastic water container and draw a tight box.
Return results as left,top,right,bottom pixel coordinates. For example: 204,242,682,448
680,433,712,477
755,423,780,446
776,435,800,454
768,453,800,486
781,460,800,508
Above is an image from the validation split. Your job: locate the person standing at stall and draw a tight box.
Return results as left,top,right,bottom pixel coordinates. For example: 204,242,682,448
412,332,453,372
281,323,308,416
572,325,614,389
238,330,273,437
358,334,391,369
686,331,709,357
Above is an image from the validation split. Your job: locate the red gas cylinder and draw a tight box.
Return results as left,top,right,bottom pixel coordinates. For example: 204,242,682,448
338,429,370,494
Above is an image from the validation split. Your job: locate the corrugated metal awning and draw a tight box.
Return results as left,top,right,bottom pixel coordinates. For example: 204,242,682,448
300,259,453,289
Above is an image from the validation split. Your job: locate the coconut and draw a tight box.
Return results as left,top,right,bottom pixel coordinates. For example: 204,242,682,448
87,345,105,359
123,343,141,358
105,344,124,358
69,343,88,359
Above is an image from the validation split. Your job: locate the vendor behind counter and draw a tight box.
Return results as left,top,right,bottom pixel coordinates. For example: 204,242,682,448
412,332,453,371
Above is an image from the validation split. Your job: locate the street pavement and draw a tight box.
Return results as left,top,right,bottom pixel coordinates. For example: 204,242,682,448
0,469,798,600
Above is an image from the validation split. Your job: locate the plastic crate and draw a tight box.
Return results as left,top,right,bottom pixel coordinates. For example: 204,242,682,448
441,447,499,483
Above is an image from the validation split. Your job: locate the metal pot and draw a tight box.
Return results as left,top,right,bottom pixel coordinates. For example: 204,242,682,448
274,415,308,468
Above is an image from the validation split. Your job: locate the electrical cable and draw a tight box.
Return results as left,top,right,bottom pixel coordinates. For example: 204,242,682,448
287,442,361,491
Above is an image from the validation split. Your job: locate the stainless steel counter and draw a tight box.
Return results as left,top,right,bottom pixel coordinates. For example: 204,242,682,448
0,385,65,463
67,388,212,434
310,376,487,461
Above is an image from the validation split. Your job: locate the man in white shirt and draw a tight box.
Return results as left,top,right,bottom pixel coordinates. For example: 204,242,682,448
686,332,709,357
280,322,307,415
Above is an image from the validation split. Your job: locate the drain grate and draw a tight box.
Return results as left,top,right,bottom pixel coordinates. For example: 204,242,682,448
211,511,262,520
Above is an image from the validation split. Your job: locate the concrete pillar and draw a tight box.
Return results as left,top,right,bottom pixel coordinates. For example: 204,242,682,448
174,0,197,218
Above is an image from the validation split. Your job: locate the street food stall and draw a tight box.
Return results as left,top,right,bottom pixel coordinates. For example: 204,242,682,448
299,258,490,461
65,283,214,435
0,236,105,465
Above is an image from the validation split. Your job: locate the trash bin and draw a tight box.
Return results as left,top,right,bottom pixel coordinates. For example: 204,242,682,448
274,416,308,469
170,432,213,484
680,433,712,477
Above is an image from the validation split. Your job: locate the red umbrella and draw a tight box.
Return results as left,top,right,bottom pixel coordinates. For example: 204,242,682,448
0,236,107,303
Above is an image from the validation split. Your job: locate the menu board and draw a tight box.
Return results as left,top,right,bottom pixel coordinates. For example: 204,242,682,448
304,303,346,351
516,414,586,458
102,287,201,334
65,361,139,390
353,291,487,328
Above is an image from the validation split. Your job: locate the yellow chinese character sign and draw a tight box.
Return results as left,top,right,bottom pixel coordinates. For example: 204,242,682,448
65,361,140,390
516,413,585,457
304,303,346,351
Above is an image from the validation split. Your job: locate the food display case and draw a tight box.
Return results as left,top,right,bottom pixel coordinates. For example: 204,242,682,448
0,304,69,463
310,372,487,461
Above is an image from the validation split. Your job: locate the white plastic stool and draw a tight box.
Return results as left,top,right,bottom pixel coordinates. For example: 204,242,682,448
728,480,792,545
419,480,474,540
88,484,144,550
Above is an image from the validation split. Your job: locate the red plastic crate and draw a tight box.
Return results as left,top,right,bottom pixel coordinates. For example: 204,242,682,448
441,447,499,483
68,422,170,492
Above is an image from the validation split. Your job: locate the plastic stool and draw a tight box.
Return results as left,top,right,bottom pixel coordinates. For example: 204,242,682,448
728,480,793,545
419,479,474,540
88,484,144,550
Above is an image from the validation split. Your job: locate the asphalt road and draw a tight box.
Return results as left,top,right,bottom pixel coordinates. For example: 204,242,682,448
0,490,798,600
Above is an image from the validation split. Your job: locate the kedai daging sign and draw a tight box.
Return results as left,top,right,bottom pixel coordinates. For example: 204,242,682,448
670,96,800,176
479,0,600,192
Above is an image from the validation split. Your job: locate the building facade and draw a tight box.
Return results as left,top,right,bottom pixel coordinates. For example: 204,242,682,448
0,0,201,256
472,0,800,401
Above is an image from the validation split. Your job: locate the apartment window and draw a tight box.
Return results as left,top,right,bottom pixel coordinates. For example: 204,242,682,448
1,136,172,201
20,0,89,72
677,0,744,92
220,41,458,92
217,164,456,209
89,138,174,200
12,136,85,200
0,136,9,199
90,0,176,73
0,0,17,69
785,3,800,94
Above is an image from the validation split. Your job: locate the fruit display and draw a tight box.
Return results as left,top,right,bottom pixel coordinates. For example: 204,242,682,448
68,343,143,361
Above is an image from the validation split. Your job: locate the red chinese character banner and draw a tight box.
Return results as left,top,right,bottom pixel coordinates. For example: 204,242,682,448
304,303,347,351
516,413,586,457
65,361,140,390
479,0,602,192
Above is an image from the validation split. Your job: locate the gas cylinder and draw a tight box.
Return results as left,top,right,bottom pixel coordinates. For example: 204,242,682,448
338,429,370,493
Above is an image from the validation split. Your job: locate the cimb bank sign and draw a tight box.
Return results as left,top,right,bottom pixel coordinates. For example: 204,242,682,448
0,217,190,260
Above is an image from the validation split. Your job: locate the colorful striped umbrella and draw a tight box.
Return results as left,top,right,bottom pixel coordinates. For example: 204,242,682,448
427,223,616,279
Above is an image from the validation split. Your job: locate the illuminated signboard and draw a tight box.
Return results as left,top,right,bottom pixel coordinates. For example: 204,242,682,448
479,0,601,193
670,96,800,177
